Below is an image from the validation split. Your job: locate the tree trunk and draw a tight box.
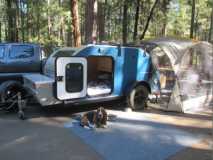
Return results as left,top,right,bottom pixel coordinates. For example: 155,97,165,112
5,23,8,41
15,0,20,42
133,0,140,41
47,0,51,40
71,0,81,47
190,0,195,39
106,1,112,39
122,0,128,44
59,0,65,44
93,0,98,42
161,0,170,36
194,8,199,39
0,22,1,42
6,0,16,42
97,1,105,42
209,7,213,42
140,0,159,40
36,2,40,41
20,0,25,42
85,0,97,43
26,0,30,41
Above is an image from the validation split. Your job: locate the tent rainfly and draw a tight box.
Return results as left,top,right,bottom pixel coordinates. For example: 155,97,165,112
142,38,213,113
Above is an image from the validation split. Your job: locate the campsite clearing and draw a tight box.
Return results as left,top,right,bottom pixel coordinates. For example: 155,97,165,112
0,104,212,160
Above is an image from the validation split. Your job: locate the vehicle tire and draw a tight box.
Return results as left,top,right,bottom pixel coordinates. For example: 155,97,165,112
0,81,26,111
127,85,149,110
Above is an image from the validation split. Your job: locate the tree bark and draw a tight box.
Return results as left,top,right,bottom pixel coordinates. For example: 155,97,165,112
20,0,25,42
190,0,195,39
161,0,170,36
6,0,16,42
36,1,40,41
93,0,98,42
209,7,213,42
140,0,159,40
47,0,51,40
122,0,128,44
15,0,20,42
71,0,81,47
133,0,140,41
97,1,105,42
59,0,65,44
5,23,8,41
85,0,97,43
26,0,30,41
0,22,1,42
106,0,111,39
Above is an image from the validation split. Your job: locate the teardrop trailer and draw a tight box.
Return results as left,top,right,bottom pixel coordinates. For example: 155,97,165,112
1,44,153,119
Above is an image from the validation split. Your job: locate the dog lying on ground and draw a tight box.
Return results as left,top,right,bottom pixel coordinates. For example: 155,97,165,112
80,107,107,128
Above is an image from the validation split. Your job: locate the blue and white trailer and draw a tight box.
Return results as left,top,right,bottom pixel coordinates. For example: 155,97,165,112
23,44,155,110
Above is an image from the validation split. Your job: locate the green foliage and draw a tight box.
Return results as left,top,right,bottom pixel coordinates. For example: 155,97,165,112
0,0,212,45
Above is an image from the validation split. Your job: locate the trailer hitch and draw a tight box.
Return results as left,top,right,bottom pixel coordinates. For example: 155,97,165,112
17,92,26,120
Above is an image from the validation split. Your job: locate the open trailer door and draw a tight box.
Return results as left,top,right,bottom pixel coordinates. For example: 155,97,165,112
56,57,87,100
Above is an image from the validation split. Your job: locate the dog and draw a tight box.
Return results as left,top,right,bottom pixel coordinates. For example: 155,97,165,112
80,107,107,128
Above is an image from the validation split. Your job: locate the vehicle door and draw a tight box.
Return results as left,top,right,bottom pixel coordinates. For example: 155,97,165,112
56,57,87,100
7,44,39,73
0,45,7,73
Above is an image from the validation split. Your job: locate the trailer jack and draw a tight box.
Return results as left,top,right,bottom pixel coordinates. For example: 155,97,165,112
17,92,26,120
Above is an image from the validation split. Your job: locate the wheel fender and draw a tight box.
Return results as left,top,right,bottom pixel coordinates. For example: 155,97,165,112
0,81,26,100
124,81,151,96
124,82,138,96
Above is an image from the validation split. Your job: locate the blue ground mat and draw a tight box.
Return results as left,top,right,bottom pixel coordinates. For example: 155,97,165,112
64,111,202,160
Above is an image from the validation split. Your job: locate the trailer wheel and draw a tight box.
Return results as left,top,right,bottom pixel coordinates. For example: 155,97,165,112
127,85,149,110
0,81,26,111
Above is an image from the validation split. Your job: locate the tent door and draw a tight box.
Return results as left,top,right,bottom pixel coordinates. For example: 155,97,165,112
56,57,87,100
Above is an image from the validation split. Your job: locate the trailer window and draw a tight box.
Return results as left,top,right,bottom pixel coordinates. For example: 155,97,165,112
65,63,83,93
0,45,5,59
10,45,34,59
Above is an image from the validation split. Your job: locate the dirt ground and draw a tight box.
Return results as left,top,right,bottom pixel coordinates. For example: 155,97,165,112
0,102,212,160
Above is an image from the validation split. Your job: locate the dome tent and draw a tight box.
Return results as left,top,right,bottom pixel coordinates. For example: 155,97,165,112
142,38,213,113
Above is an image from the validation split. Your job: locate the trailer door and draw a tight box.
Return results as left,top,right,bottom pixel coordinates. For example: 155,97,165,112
56,57,87,100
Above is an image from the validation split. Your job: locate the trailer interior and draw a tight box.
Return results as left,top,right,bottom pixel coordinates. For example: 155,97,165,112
86,56,113,97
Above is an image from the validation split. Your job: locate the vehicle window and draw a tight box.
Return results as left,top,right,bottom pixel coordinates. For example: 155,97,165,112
0,45,5,59
53,50,76,57
10,45,34,59
66,63,83,93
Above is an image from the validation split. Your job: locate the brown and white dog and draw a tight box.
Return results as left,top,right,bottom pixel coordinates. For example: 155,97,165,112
80,107,107,128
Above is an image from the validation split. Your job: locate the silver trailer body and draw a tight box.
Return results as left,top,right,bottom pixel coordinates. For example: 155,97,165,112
23,74,61,106
22,47,81,106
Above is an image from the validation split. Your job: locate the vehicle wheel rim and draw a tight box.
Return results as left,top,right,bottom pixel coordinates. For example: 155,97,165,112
134,90,146,108
3,87,19,109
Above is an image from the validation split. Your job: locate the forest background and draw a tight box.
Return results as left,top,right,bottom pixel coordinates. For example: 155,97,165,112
0,0,212,50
